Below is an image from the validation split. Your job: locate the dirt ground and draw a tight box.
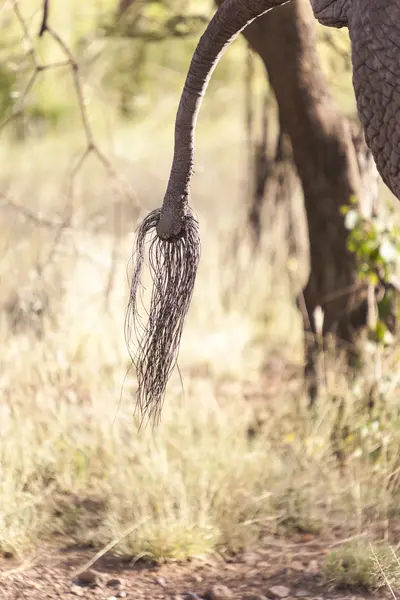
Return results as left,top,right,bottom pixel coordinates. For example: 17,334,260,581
0,538,393,600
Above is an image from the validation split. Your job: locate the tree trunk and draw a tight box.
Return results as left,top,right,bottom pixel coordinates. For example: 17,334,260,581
216,0,369,401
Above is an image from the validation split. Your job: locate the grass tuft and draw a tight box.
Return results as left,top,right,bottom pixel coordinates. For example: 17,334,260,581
322,542,400,591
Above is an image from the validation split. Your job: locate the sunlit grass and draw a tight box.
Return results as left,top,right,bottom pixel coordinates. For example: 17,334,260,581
322,542,400,591
1,121,400,568
1,8,400,595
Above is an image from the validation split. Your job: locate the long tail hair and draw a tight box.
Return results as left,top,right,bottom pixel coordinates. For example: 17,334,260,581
125,208,200,423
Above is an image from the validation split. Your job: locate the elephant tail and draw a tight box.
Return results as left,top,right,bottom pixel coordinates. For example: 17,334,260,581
126,0,289,423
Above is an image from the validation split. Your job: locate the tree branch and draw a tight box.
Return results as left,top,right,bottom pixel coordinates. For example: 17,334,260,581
38,0,49,37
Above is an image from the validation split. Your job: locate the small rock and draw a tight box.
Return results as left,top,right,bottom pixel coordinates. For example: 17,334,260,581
207,585,233,600
245,569,260,580
241,552,260,566
107,578,123,589
70,584,85,597
294,592,309,598
74,569,99,586
116,592,127,598
268,586,291,599
290,561,304,572
306,560,319,575
157,576,167,588
107,597,117,600
242,594,269,600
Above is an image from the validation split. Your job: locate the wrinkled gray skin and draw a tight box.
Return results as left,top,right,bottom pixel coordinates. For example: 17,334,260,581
310,0,350,27
312,0,400,204
156,0,400,241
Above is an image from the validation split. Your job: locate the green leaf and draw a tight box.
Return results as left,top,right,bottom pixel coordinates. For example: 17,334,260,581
368,272,379,286
372,321,387,344
369,320,394,346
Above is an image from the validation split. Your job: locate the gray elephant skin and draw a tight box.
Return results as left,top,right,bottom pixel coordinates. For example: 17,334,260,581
157,0,400,240
128,0,400,421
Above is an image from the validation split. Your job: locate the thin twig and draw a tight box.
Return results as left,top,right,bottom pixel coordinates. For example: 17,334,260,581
5,1,116,180
0,192,64,229
370,543,398,599
11,0,39,68
41,24,121,186
38,0,49,37
2,0,139,302
71,519,147,578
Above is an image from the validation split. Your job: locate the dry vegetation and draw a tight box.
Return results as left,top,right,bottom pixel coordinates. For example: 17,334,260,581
1,0,400,595
2,118,400,589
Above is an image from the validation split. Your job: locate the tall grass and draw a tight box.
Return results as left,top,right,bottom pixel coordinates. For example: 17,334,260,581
1,5,400,585
1,118,400,565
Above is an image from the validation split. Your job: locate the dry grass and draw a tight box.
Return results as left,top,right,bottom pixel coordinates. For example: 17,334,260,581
1,115,400,574
322,542,400,591
1,8,400,591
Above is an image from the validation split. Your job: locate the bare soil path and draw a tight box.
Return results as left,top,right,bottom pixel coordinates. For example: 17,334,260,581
0,539,391,600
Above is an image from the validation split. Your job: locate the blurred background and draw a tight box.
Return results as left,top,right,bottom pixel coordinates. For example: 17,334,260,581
1,0,400,585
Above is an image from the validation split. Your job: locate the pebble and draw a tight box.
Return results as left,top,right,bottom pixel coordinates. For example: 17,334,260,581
241,552,260,566
257,561,271,569
268,585,291,599
70,584,85,597
107,578,123,588
157,576,167,588
294,592,309,598
306,560,319,575
207,585,234,600
74,569,99,586
290,561,304,571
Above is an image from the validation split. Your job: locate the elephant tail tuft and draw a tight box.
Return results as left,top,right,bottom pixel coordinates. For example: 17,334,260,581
125,207,200,425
